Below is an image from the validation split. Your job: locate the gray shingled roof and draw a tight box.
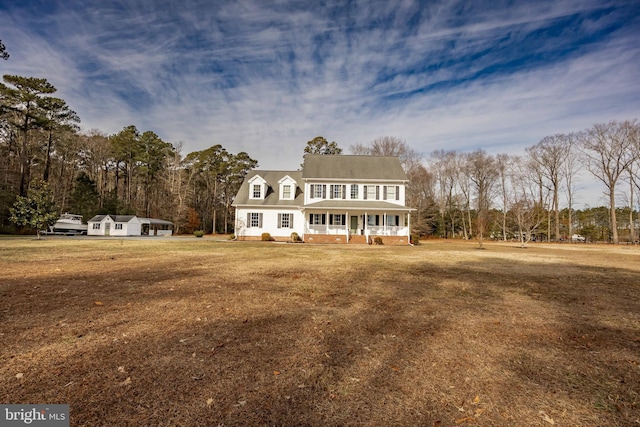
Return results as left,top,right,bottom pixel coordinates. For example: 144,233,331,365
232,170,304,207
88,215,138,223
302,155,407,181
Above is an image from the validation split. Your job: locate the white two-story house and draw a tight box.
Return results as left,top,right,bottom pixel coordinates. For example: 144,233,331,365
232,155,413,244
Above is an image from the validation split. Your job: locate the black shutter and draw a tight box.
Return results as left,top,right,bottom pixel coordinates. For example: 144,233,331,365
290,214,294,228
329,214,334,225
375,215,380,226
329,185,334,199
383,186,387,200
322,214,326,225
310,184,314,199
376,186,380,200
322,185,326,199
363,185,367,200
259,213,263,228
396,186,400,200
277,213,281,228
396,215,400,226
342,215,346,224
247,213,251,228
342,185,346,199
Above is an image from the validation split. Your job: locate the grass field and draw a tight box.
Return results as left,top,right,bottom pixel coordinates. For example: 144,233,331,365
1,237,639,426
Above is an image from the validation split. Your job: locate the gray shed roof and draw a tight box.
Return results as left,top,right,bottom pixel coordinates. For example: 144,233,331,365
301,155,407,181
232,170,304,207
139,218,174,226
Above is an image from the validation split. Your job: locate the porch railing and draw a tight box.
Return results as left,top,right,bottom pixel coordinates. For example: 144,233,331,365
306,225,409,236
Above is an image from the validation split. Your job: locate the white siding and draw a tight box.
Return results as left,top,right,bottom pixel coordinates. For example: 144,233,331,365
87,217,143,236
235,207,304,239
110,219,142,236
304,182,406,206
87,221,105,236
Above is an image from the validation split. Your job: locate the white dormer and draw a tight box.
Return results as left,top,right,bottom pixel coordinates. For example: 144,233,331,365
278,175,297,200
248,174,267,199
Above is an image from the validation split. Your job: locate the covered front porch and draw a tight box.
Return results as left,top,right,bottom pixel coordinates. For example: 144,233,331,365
302,208,411,245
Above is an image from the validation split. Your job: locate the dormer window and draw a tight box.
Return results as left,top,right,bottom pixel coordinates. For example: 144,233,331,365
278,175,297,200
282,185,291,199
248,174,267,199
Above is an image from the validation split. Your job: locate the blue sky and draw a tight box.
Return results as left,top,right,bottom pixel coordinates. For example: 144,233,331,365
1,0,639,205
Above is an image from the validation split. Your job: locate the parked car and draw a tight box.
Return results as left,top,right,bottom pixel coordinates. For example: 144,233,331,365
571,234,586,242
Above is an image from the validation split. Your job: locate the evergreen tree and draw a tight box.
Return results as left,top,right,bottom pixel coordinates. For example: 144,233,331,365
69,172,100,220
9,179,58,239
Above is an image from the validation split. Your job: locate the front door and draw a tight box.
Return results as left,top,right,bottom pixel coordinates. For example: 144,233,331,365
350,216,358,234
105,222,111,236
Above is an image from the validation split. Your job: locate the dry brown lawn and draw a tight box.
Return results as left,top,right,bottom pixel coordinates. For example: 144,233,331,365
1,237,639,426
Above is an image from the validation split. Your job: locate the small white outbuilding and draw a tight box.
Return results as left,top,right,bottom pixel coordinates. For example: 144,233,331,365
87,215,142,236
87,215,174,236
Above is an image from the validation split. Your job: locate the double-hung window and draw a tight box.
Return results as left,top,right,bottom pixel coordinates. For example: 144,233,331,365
350,184,358,199
364,185,378,200
330,214,345,226
385,186,395,200
252,184,261,199
310,213,326,225
332,185,344,199
278,213,293,228
312,184,325,198
248,212,262,228
282,185,291,199
93,223,101,230
115,223,123,230
384,185,400,200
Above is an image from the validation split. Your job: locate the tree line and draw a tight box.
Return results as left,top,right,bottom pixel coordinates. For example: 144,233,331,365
345,125,640,245
2,68,638,242
409,121,639,245
0,74,257,234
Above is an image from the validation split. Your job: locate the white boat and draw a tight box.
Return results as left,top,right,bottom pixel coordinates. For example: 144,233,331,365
52,213,88,234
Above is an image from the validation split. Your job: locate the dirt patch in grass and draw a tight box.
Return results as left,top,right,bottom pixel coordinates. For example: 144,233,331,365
1,238,639,426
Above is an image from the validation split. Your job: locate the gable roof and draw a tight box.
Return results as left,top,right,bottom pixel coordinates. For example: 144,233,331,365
302,155,407,181
233,170,304,207
88,215,138,223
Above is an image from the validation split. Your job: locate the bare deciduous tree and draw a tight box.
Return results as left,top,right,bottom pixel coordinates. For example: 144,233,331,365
578,120,637,244
430,149,463,238
464,150,498,248
510,156,546,247
526,134,571,241
496,153,511,241
562,133,580,237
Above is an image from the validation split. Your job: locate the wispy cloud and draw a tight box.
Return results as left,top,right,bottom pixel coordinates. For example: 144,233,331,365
1,0,639,205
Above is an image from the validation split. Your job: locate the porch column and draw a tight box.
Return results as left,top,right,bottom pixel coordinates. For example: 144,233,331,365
346,210,349,243
407,212,411,241
364,211,368,242
326,211,329,234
